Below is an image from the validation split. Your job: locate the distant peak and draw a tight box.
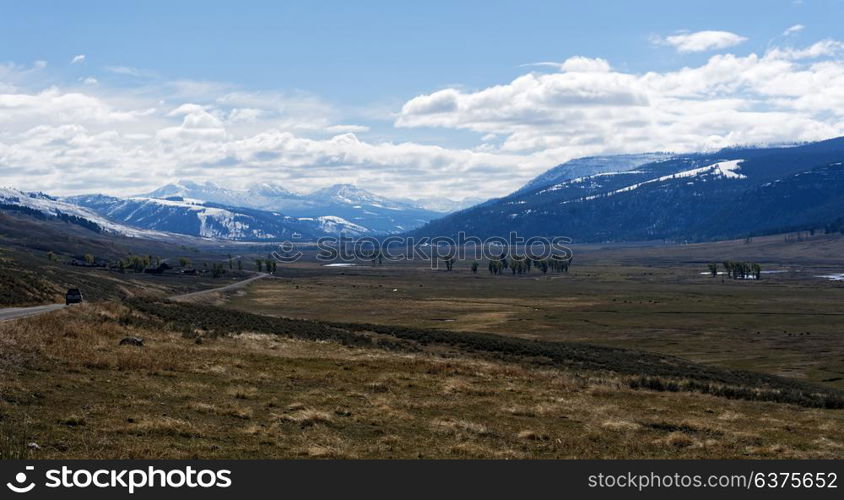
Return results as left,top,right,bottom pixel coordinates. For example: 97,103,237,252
247,182,296,197
176,179,220,189
312,183,367,195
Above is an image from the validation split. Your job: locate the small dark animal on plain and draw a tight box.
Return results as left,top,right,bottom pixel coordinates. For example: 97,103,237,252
119,337,144,347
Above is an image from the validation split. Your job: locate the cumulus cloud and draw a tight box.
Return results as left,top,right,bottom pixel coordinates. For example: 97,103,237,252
3,39,844,201
0,67,519,199
71,54,86,64
560,56,612,73
655,30,748,53
397,43,844,168
520,57,612,72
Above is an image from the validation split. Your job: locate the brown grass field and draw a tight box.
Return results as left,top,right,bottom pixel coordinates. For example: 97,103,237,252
227,234,844,390
1,232,843,459
1,302,842,459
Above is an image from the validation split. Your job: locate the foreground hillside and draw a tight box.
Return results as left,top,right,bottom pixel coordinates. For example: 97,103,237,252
1,302,842,459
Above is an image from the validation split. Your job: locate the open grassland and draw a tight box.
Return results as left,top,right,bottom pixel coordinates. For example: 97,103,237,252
225,238,844,391
2,232,843,459
1,303,842,459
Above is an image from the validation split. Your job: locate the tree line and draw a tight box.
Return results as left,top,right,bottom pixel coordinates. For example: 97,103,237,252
254,259,277,273
486,254,572,275
708,261,762,280
53,250,273,278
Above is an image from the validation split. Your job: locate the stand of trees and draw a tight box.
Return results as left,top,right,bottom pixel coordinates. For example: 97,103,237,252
709,261,762,280
211,262,226,278
487,254,572,276
119,254,154,272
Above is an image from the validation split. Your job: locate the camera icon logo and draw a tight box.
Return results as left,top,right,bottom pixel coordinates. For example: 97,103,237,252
6,466,36,493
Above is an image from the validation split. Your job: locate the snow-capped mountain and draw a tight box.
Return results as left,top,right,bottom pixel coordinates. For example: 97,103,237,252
411,137,844,242
64,194,371,241
514,152,674,195
247,182,299,200
143,180,254,209
135,181,445,233
9,137,844,244
400,196,487,213
0,187,178,240
309,183,399,207
1,186,374,242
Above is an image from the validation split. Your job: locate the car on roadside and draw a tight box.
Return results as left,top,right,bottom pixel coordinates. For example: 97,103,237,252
65,288,83,305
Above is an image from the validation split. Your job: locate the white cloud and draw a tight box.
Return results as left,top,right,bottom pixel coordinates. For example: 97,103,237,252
71,54,86,64
325,124,370,133
105,65,156,78
0,67,519,199
397,42,844,171
518,61,565,69
3,39,844,202
560,56,612,73
765,39,844,60
783,24,805,36
656,30,748,53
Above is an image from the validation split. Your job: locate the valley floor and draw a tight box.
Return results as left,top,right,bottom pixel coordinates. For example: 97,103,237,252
1,303,842,459
2,233,843,459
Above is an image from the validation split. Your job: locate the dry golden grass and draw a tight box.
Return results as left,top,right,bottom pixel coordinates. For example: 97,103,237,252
226,259,844,390
0,302,842,459
279,409,334,427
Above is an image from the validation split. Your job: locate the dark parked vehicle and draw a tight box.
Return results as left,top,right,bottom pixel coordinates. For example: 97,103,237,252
65,288,83,305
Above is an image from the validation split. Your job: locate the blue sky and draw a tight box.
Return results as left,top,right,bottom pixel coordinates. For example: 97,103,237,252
1,0,843,200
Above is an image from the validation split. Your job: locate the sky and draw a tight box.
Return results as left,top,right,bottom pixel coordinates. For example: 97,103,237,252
1,0,844,201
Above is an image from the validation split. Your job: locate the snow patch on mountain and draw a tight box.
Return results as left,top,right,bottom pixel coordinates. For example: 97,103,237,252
538,171,645,194
0,187,177,239
137,180,446,233
570,160,746,203
313,215,369,236
516,152,674,195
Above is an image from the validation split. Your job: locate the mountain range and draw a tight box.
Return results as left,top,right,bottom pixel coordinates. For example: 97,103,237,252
0,182,470,241
411,137,844,243
5,137,844,244
0,187,185,240
136,181,452,234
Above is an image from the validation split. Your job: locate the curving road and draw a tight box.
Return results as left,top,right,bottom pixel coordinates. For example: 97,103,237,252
0,273,269,321
0,303,66,322
168,272,269,302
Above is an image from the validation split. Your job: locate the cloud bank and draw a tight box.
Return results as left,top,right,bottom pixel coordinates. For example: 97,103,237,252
2,38,844,200
397,40,844,169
